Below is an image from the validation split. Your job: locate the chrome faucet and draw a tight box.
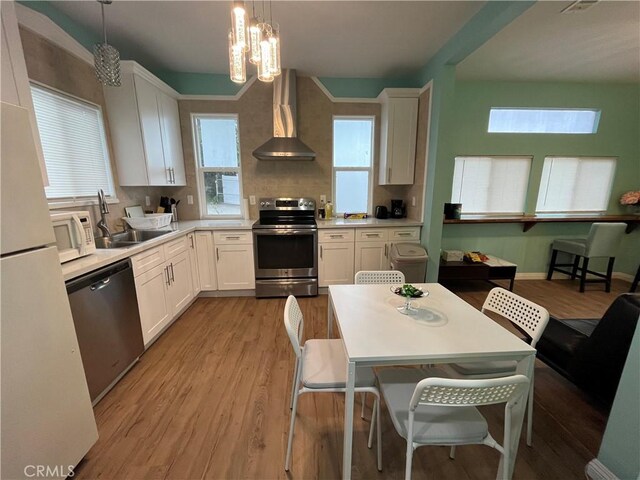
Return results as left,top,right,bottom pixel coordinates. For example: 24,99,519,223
97,189,111,238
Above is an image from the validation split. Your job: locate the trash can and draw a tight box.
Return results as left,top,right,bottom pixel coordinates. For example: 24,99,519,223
390,243,428,283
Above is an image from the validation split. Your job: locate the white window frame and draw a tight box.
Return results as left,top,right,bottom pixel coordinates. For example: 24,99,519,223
535,156,617,215
332,115,375,215
30,81,118,209
191,113,244,219
451,155,533,216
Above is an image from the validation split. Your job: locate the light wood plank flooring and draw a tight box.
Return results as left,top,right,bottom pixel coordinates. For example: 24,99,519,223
74,279,631,479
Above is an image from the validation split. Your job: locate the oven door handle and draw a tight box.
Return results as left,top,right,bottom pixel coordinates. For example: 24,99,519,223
254,229,316,235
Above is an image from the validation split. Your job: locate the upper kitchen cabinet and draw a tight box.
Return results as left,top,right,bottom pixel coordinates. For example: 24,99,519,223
104,61,186,186
378,89,419,185
1,1,48,185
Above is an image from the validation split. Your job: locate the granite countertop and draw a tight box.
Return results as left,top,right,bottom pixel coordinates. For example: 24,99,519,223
61,219,255,282
316,218,423,228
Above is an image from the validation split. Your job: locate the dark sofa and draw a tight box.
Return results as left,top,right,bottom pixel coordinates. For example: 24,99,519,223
536,293,640,407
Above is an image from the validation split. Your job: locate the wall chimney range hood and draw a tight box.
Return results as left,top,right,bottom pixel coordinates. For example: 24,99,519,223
253,69,316,161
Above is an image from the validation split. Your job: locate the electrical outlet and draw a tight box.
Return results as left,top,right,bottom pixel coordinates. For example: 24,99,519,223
187,195,194,205
320,194,327,204
412,196,416,207
249,195,256,205
145,196,151,206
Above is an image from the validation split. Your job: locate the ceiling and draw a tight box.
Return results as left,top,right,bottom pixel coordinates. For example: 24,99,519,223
457,0,640,83
49,1,484,78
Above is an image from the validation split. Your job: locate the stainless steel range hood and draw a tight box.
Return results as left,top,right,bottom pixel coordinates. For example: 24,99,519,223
253,69,316,161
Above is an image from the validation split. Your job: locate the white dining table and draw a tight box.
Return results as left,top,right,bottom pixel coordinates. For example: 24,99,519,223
327,283,536,480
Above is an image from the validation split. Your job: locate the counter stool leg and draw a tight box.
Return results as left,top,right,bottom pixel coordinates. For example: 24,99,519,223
580,257,589,293
605,257,615,293
631,265,640,293
547,249,558,280
571,255,580,279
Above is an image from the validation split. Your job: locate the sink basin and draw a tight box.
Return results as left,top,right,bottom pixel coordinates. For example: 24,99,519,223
95,229,172,249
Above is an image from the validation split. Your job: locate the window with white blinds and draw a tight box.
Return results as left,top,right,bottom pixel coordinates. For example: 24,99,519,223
30,84,115,202
536,156,616,214
452,156,532,215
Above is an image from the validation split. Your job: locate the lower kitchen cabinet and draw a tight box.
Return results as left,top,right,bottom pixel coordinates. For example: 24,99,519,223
132,236,194,346
194,231,217,291
187,233,200,295
354,241,390,272
215,243,255,290
319,242,355,286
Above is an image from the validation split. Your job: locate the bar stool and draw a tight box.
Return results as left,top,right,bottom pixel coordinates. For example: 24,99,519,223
547,223,627,292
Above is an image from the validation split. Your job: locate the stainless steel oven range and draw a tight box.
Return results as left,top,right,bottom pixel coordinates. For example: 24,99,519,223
253,197,318,298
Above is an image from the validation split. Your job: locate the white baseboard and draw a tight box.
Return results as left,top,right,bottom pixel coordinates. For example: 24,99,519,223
198,289,255,298
585,459,619,480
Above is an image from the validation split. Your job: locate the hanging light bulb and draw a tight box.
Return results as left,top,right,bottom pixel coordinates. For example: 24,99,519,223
248,18,262,65
268,24,281,76
93,0,121,86
231,1,249,51
228,29,246,84
258,35,274,82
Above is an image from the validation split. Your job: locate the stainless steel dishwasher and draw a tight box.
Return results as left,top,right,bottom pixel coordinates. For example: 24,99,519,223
66,259,144,404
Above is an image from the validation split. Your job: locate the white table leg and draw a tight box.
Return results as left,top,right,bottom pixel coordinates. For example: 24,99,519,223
497,353,535,480
342,360,356,479
327,293,334,338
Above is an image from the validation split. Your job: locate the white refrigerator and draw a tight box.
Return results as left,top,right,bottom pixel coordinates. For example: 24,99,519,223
1,102,98,478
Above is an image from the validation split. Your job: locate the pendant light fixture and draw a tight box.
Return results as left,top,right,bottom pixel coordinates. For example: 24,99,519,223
228,0,282,84
93,0,121,87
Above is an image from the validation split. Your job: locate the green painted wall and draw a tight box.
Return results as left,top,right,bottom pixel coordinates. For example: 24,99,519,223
597,320,640,479
438,80,640,276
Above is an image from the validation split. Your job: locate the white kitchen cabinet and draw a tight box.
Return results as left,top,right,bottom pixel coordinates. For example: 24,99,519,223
195,231,217,291
1,1,47,185
355,241,389,272
132,234,194,346
135,263,172,345
319,242,355,287
104,61,185,186
165,250,193,315
187,233,201,295
378,89,419,185
216,244,255,290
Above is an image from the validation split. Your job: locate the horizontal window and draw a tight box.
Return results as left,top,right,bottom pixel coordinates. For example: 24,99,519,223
488,108,600,134
452,156,532,215
31,83,115,202
536,156,616,214
193,115,243,218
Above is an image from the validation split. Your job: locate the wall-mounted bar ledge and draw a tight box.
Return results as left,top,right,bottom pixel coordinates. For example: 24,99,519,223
443,215,640,233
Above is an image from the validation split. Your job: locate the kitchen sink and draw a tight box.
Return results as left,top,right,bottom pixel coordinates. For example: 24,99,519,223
95,229,172,249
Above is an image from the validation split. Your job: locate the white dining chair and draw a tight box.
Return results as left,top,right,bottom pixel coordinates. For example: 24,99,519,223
445,287,549,446
377,367,529,480
355,270,405,285
284,295,382,472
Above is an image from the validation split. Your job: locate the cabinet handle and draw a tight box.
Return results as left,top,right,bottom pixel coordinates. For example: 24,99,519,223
166,168,172,184
385,244,388,258
329,234,343,238
190,235,195,249
365,233,378,237
226,236,240,240
216,247,219,261
170,263,175,282
165,266,170,286
320,245,323,259
171,168,176,184
388,167,392,182
397,232,411,237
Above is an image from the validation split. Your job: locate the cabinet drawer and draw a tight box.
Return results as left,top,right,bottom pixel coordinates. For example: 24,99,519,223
389,227,420,242
356,228,389,242
213,230,252,245
164,235,188,259
131,246,166,277
319,229,355,243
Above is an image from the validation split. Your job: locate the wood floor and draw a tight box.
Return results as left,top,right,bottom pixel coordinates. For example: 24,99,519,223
74,279,632,480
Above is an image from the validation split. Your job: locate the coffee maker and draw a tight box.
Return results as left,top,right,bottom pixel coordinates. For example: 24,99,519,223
390,199,406,218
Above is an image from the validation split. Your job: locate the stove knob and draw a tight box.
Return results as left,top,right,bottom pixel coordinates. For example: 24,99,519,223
265,201,271,207
260,201,265,207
